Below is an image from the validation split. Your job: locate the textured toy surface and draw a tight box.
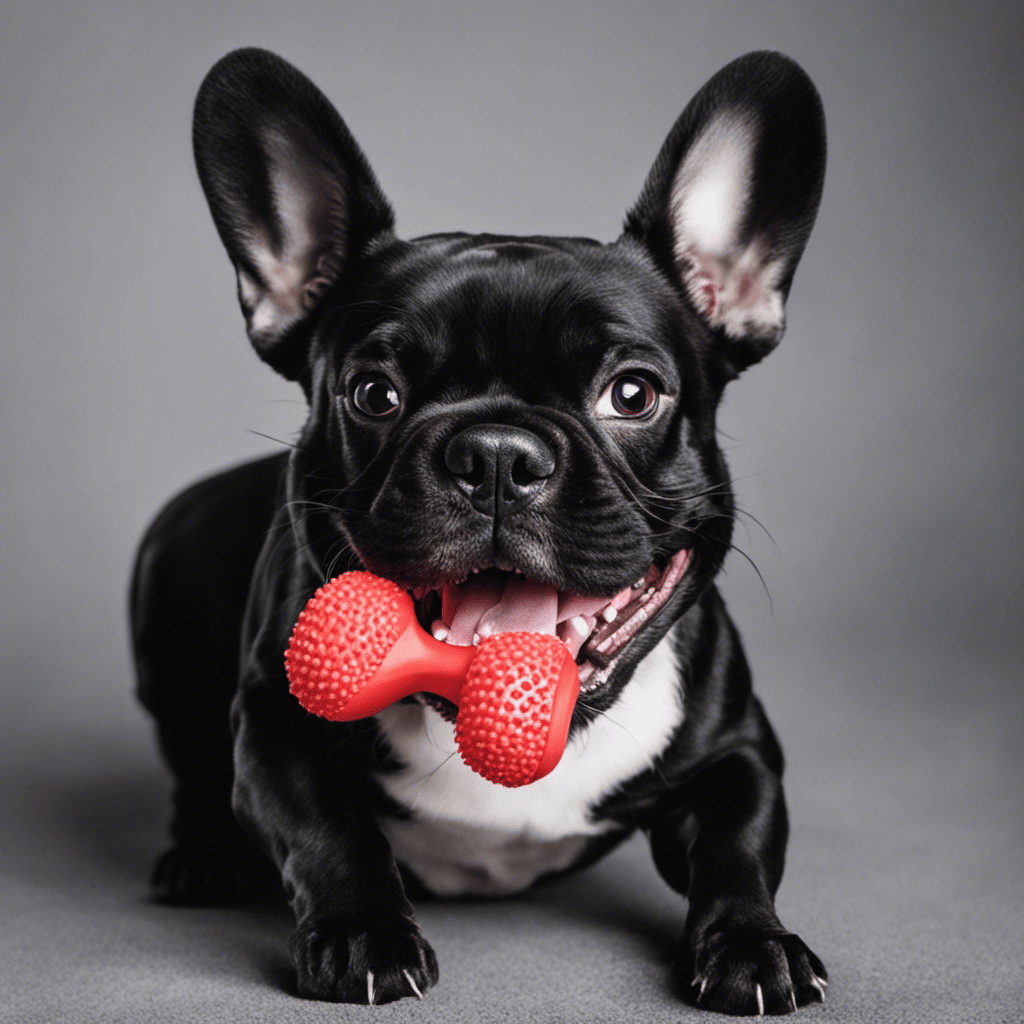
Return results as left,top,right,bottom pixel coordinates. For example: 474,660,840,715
285,572,580,786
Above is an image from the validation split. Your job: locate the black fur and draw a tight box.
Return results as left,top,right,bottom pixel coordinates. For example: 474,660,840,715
132,48,827,1013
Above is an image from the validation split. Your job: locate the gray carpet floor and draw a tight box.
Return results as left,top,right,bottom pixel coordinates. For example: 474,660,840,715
2,642,1021,1023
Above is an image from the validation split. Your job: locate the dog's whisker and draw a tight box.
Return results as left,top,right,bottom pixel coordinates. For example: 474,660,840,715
245,428,302,451
576,706,671,788
407,748,461,816
687,529,773,612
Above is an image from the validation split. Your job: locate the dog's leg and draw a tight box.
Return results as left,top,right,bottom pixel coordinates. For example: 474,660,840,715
230,677,438,1004
144,714,281,906
131,455,287,905
650,747,827,1015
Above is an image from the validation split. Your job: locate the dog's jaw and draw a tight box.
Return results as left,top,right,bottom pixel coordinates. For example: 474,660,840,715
577,548,690,690
406,548,690,703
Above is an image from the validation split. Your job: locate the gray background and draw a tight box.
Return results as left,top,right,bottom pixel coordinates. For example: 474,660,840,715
2,1,1022,1022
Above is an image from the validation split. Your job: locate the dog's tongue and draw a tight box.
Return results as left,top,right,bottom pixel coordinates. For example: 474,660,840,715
479,577,560,637
445,576,556,644
442,575,618,651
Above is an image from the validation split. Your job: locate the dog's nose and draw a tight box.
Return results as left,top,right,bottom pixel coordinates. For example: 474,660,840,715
445,425,556,518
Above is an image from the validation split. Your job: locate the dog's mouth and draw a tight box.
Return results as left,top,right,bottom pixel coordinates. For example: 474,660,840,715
407,549,690,715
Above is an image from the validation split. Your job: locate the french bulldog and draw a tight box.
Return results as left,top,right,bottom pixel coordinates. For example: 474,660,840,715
131,46,827,1015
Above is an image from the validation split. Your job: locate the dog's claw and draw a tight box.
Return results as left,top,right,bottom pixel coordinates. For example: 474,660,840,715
366,970,375,1006
403,969,423,1000
686,930,826,1015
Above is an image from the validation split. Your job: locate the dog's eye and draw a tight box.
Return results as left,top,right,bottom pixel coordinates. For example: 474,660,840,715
351,375,400,417
596,374,660,419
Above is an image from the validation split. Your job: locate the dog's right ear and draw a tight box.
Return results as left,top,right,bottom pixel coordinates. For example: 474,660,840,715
624,52,825,381
193,49,394,380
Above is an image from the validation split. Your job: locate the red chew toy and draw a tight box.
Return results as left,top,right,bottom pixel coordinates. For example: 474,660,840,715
284,572,580,787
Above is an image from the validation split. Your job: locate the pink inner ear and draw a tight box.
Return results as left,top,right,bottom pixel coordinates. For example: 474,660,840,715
681,240,785,343
694,267,720,321
665,111,788,344
683,249,726,322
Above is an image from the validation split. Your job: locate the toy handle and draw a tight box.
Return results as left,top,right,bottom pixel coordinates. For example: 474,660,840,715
332,610,475,719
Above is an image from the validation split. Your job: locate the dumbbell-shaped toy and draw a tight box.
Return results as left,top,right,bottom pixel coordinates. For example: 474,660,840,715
284,572,580,787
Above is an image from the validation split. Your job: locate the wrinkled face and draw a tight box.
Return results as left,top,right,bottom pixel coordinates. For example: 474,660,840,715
193,48,824,710
292,234,733,702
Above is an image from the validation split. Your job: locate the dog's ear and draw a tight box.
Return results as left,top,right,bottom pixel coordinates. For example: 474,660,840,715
193,49,393,380
624,51,825,379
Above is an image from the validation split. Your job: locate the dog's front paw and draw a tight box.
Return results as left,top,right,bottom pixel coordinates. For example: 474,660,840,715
150,842,283,906
289,913,439,1004
685,927,827,1015
151,844,239,906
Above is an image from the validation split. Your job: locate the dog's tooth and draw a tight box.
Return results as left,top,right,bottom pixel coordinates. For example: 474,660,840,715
570,615,589,636
433,626,449,641
472,633,480,645
634,578,646,589
596,637,612,653
601,606,618,623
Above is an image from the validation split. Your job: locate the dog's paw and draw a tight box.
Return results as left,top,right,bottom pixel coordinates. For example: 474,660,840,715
684,928,827,1015
150,844,240,906
150,842,283,906
288,913,439,1004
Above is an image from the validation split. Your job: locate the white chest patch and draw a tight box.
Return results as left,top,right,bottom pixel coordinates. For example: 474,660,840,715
372,633,683,896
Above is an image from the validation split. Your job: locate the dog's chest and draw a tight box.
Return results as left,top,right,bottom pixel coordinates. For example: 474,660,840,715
372,634,682,896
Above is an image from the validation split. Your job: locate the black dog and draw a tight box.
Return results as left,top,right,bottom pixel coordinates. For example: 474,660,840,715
131,47,827,1015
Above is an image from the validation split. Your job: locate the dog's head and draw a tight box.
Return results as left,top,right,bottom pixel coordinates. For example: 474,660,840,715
193,48,825,711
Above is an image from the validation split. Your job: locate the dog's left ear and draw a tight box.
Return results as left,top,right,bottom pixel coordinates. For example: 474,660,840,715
624,51,826,379
193,48,394,380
